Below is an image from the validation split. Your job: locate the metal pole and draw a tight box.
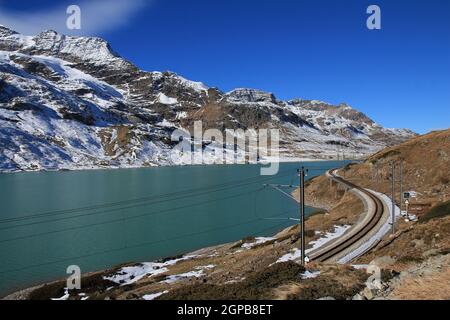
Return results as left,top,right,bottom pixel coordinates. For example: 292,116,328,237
405,200,410,221
391,162,396,235
400,160,403,215
299,167,306,266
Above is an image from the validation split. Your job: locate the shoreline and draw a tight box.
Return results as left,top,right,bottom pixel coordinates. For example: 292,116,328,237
0,157,339,175
1,228,288,300
2,205,330,300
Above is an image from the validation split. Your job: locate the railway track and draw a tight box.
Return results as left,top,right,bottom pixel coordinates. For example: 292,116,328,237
309,169,385,263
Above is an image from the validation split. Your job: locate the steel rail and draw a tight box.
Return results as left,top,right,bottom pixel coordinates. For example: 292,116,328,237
309,169,384,262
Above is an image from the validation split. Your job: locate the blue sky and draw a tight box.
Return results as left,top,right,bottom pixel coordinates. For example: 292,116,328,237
1,0,449,133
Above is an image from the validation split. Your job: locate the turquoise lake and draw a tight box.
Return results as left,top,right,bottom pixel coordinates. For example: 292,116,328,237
0,161,347,295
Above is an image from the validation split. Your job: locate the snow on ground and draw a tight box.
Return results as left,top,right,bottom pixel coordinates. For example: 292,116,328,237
300,270,321,279
162,270,205,284
224,277,246,284
306,225,351,254
275,249,302,263
104,255,198,286
157,93,178,105
161,265,215,284
275,225,351,263
194,265,215,270
51,288,69,301
156,119,176,128
142,290,169,301
78,293,89,300
337,190,402,264
175,111,188,120
174,74,209,93
401,210,417,222
351,264,369,270
241,237,276,249
406,191,420,198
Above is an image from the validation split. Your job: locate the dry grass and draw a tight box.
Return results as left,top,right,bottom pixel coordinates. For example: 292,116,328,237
273,264,368,300
389,267,450,300
340,129,450,217
357,215,450,266
157,262,305,300
303,175,342,211
295,176,366,237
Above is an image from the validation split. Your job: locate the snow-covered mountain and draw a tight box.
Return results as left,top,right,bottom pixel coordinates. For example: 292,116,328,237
0,26,415,172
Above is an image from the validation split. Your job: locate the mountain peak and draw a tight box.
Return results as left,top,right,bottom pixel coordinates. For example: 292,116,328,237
37,29,59,37
0,26,123,68
0,25,19,37
32,30,120,64
226,88,277,104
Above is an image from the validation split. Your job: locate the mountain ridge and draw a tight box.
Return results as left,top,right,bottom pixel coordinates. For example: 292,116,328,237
0,26,416,172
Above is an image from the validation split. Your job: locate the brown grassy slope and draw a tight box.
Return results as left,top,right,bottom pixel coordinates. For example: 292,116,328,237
273,264,367,300
293,173,365,234
301,129,450,267
341,129,450,213
342,129,450,277
357,214,450,266
303,175,344,211
306,190,364,232
388,259,450,300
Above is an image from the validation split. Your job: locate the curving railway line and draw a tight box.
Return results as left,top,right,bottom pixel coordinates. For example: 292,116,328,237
308,169,386,263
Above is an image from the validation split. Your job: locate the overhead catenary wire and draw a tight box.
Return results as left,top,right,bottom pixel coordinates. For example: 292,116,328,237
0,164,342,276
264,184,298,203
0,210,298,275
1,165,338,224
0,168,306,225
0,170,301,229
0,189,262,244
0,166,338,232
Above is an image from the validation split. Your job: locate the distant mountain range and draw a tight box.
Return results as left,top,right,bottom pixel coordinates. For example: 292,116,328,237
0,26,415,172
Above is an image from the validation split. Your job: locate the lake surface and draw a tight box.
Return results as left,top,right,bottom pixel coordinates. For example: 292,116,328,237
0,161,346,295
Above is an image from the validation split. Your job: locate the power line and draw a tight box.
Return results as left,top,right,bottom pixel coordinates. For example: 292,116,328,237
0,170,294,224
0,166,336,231
0,211,296,275
0,189,261,244
2,165,337,222
0,170,299,228
0,166,334,230
0,165,339,275
0,186,259,231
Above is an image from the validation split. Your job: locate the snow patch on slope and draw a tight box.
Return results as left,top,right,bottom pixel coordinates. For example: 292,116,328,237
275,225,351,263
104,255,198,286
157,93,178,105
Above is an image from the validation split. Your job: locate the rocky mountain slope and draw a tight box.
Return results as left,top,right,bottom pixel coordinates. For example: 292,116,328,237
0,26,415,172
